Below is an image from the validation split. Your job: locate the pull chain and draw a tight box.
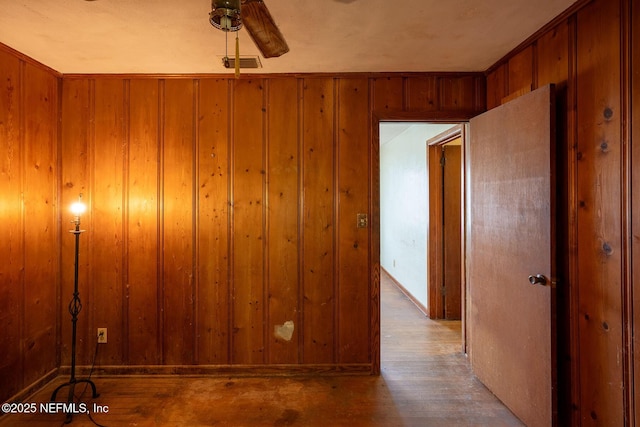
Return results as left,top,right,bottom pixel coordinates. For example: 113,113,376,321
235,31,240,78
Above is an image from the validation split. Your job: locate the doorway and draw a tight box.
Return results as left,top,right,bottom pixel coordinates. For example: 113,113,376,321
374,113,476,375
379,122,460,315
379,121,468,350
427,125,464,320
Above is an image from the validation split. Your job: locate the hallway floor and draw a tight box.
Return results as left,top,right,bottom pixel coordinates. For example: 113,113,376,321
0,271,522,426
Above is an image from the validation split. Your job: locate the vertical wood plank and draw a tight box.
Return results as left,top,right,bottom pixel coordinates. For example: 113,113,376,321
443,145,462,320
486,64,508,110
372,77,404,112
302,78,336,363
537,23,570,88
633,1,640,423
507,46,534,95
60,78,92,366
439,76,477,111
576,0,623,424
337,78,370,363
266,78,300,364
127,79,161,364
92,79,125,364
162,79,195,365
197,78,231,364
369,81,381,374
22,63,58,383
406,76,439,111
0,51,23,398
232,79,265,364
537,19,575,425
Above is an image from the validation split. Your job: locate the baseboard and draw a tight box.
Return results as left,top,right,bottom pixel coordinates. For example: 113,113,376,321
381,267,429,317
57,363,374,377
1,368,59,403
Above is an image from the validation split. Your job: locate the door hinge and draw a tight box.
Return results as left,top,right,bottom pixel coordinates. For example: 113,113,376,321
440,153,446,167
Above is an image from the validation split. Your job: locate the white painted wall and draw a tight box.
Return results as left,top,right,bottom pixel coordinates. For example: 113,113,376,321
380,123,455,309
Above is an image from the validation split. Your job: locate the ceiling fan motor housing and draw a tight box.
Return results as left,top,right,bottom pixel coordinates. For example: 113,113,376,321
210,0,242,32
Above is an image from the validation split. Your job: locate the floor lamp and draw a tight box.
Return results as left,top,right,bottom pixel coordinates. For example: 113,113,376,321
50,194,99,423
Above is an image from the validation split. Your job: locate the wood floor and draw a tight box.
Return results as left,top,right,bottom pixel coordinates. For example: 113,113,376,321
0,271,523,426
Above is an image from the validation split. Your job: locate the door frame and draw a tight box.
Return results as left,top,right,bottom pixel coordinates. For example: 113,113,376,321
371,111,476,373
426,125,465,323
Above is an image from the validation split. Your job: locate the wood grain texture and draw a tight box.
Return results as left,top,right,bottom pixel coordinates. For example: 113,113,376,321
266,78,300,364
633,2,640,424
0,51,24,400
0,62,489,404
507,46,534,95
486,64,508,110
443,145,461,320
22,63,59,384
302,78,336,363
336,77,370,363
0,272,524,427
484,0,632,423
440,76,478,111
536,19,576,425
161,79,195,365
231,79,266,364
92,79,125,365
427,144,444,318
372,77,404,112
127,79,161,364
1,1,637,423
469,85,556,427
575,0,623,424
197,78,231,364
0,52,60,404
60,79,92,367
406,76,439,111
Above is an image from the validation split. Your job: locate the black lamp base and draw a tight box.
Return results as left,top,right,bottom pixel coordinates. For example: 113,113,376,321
50,378,99,424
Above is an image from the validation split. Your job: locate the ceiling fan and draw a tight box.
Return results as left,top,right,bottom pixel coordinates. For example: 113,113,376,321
209,0,289,59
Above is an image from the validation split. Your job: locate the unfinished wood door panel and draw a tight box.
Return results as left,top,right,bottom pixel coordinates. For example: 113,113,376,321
468,84,556,427
443,145,461,320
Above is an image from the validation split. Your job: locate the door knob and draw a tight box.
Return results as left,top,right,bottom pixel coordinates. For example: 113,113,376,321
528,274,548,286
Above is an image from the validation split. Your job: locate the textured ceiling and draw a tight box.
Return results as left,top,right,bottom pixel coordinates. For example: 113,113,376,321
0,0,576,75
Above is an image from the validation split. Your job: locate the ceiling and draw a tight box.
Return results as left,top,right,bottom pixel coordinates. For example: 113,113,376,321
0,0,577,75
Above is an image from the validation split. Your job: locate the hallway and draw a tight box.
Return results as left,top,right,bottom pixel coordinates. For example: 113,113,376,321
0,270,522,426
380,270,523,425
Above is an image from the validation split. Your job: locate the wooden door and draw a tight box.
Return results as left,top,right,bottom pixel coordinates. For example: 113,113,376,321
443,144,462,319
468,85,556,427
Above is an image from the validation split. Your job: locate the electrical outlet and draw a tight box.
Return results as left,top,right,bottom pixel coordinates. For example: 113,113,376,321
97,328,107,344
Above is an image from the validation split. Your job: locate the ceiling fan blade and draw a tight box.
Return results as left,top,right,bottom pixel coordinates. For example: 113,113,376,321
241,0,289,58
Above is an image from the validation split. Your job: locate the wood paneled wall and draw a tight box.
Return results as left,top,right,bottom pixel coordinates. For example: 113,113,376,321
0,48,60,401
0,33,484,403
485,0,635,424
57,74,484,375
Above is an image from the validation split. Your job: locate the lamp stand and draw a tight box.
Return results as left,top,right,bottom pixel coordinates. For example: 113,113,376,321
50,218,99,424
